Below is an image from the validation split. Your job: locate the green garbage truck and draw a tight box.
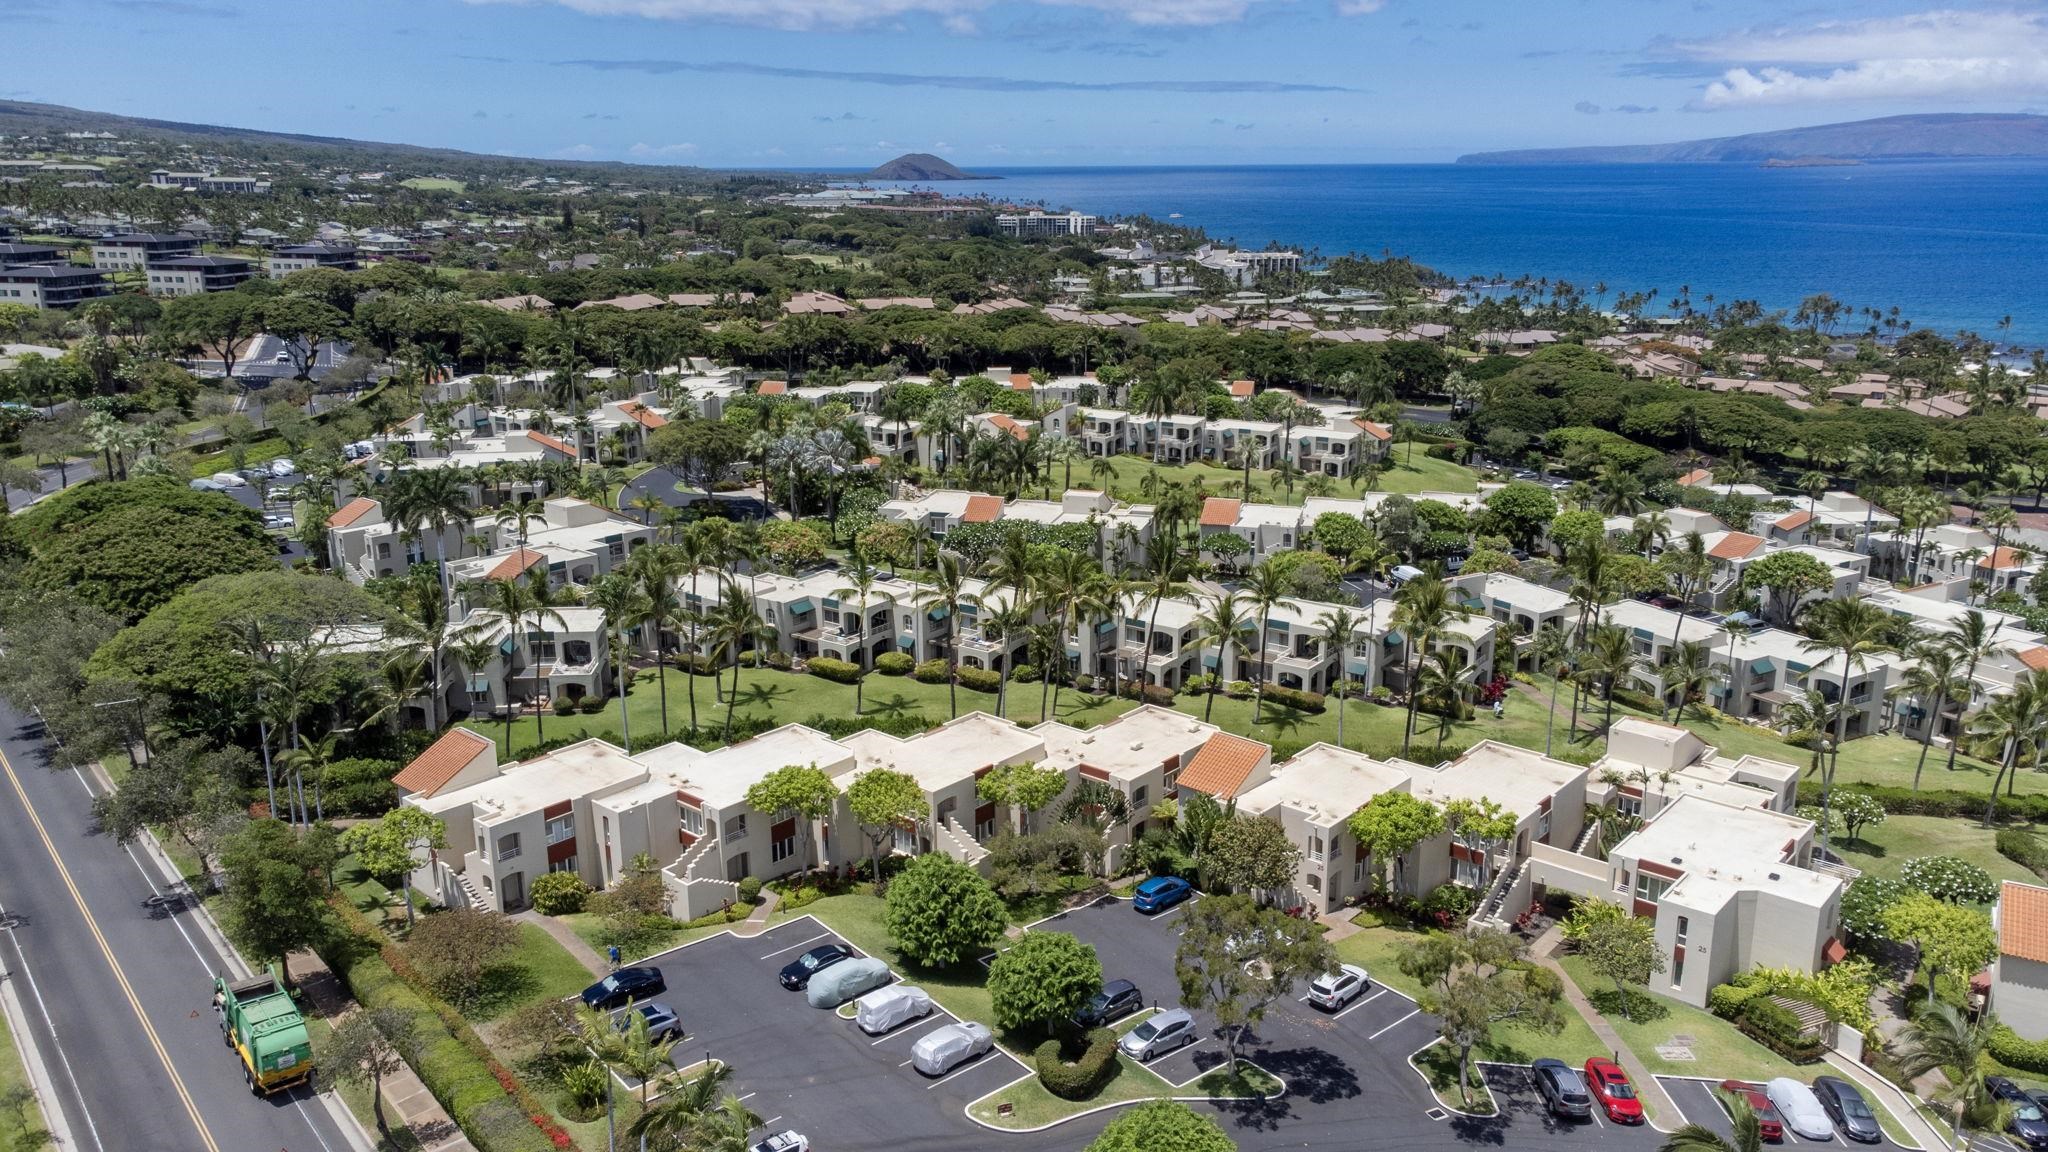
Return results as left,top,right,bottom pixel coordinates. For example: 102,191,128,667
212,969,314,1095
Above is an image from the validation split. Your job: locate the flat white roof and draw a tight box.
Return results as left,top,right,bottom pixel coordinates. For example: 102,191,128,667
1034,706,1218,782
419,738,646,822
839,712,1044,791
646,724,856,809
1617,794,1840,911
1407,740,1583,819
1237,744,1407,824
1478,573,1572,615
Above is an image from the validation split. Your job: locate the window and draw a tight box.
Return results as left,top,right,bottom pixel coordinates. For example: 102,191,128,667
771,831,796,863
1306,873,1321,892
1454,855,1482,888
545,813,574,844
1615,868,1631,894
1309,836,1324,863
1536,809,1551,842
1634,872,1672,905
1675,915,1689,945
722,813,748,841
1616,793,1642,818
495,833,521,862
1164,768,1179,795
1130,785,1148,809
1671,950,1685,988
549,855,577,874
680,805,704,836
527,631,557,660
892,824,919,853
975,813,997,840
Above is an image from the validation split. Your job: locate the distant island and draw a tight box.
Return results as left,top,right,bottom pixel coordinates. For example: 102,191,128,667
1760,156,1862,169
1457,112,2048,165
868,153,991,181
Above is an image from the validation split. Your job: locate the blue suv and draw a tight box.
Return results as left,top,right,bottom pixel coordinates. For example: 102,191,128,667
1132,876,1192,913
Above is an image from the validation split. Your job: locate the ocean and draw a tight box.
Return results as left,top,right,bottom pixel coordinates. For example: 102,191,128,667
867,161,2048,348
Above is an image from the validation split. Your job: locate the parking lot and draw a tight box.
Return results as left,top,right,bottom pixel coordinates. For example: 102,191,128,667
1476,1063,1668,1150
1658,1076,1918,1151
633,916,1035,1152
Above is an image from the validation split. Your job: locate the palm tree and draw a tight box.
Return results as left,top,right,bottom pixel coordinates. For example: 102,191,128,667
1941,610,2010,775
1242,558,1291,724
1658,640,1718,723
391,467,473,599
629,544,687,735
1036,550,1108,720
450,626,505,752
383,576,456,731
1391,575,1462,755
1530,622,1574,754
1972,680,2046,825
1192,591,1253,723
1658,1093,1764,1152
583,574,650,749
1315,606,1363,749
980,597,1033,720
832,550,889,716
1582,623,1641,733
1135,533,1191,701
919,552,976,719
279,732,341,825
1890,1003,2001,1144
1898,642,1964,792
1415,646,1471,750
494,495,548,547
1800,596,1891,851
628,1062,759,1152
706,577,772,742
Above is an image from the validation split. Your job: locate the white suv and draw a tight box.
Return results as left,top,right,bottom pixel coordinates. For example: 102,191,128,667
1305,964,1370,1011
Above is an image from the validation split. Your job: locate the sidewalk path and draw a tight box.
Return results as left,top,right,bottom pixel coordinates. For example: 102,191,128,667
291,948,476,1152
1527,925,1684,1131
513,909,608,974
732,889,781,937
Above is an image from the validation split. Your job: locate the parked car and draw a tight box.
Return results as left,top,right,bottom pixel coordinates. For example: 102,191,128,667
211,471,246,488
1582,1058,1643,1124
1718,1080,1784,1141
188,478,225,491
1131,876,1191,914
616,1002,682,1043
910,1021,994,1076
1989,1076,2048,1149
805,957,892,1009
1810,1076,1881,1144
268,458,295,477
1305,965,1371,1011
581,967,666,1011
1532,1058,1591,1120
749,1132,808,1152
855,985,934,1036
1119,1009,1197,1062
1073,980,1143,1029
1765,1077,1834,1141
778,943,856,990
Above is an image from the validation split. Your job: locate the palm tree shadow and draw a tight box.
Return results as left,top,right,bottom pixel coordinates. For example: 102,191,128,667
732,682,792,713
867,693,919,721
1258,705,1309,740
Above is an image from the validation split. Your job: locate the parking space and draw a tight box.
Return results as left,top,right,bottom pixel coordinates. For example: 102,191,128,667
632,916,1030,1149
1657,1076,1919,1151
1479,1062,1664,1151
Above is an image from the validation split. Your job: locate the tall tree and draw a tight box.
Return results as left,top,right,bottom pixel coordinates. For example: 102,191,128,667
1175,895,1334,1064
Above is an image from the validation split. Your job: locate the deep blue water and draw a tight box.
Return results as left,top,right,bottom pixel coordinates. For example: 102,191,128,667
868,161,2048,347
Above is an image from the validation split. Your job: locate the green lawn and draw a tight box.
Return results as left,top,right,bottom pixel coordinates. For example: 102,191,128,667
1835,815,2040,890
399,177,465,192
1553,954,1807,1082
1080,451,1479,507
468,923,603,1022
966,1057,1278,1130
0,1003,49,1152
561,909,739,963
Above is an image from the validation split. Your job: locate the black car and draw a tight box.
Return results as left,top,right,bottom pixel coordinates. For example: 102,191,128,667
1073,980,1144,1029
778,943,856,990
581,966,666,1011
1990,1077,2048,1150
1810,1076,1882,1144
1531,1058,1591,1120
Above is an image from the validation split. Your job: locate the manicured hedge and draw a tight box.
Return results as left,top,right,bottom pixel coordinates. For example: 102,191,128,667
2000,828,2048,876
1010,664,1039,684
1797,780,2048,822
1735,996,1825,1063
956,666,1002,693
1708,983,1764,1020
1261,684,1326,714
1120,681,1178,707
1992,1025,2048,1074
912,658,951,684
875,652,915,676
1034,1027,1119,1099
807,657,864,684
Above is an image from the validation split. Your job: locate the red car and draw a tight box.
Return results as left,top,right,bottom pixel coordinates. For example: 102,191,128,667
1719,1079,1786,1141
1583,1058,1645,1124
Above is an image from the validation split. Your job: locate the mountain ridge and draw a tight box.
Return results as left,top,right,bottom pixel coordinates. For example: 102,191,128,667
868,153,988,180
1456,113,2048,165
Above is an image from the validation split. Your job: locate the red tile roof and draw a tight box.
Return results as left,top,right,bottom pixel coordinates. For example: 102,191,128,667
1677,469,1713,486
526,431,575,458
1199,497,1242,528
2001,881,2048,963
962,494,1004,523
392,728,493,798
1707,532,1764,561
327,496,379,528
1229,379,1255,398
486,546,545,581
2019,646,2048,672
1011,373,1034,391
1353,418,1392,441
985,413,1030,441
621,402,667,430
1177,732,1267,798
757,380,787,395
1774,510,1814,531
1980,546,2023,570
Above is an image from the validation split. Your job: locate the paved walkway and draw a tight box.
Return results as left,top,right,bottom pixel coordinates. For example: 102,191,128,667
290,948,478,1152
732,889,781,937
1526,926,1685,1131
513,909,608,974
1822,1052,1946,1151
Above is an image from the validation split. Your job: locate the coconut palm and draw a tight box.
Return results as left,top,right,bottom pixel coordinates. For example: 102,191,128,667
1581,623,1641,733
1971,679,2048,825
627,1062,760,1152
1135,533,1192,701
1898,642,1965,792
1889,1002,2002,1146
494,495,548,546
1391,574,1461,756
628,544,687,735
706,577,773,742
1940,610,2010,775
919,551,976,719
832,550,891,716
1315,606,1363,749
1658,1093,1764,1152
1036,550,1109,720
1529,622,1574,754
1658,639,1718,724
1800,596,1891,850
1241,558,1292,724
1192,591,1254,723
582,574,650,749
1415,646,1471,750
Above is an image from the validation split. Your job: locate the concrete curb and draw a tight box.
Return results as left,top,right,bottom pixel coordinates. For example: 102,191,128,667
0,951,77,1152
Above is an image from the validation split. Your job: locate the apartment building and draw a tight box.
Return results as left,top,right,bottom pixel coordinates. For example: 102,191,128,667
0,264,111,310
268,243,360,276
1235,744,1412,914
1201,419,1283,469
1534,793,1844,1009
1593,718,1802,818
445,499,655,593
1992,882,2048,1040
878,489,1156,566
453,605,614,713
1291,422,1372,478
90,232,199,270
1037,706,1230,872
1866,588,2040,747
1078,408,1135,457
145,254,255,296
995,211,1097,238
0,242,67,266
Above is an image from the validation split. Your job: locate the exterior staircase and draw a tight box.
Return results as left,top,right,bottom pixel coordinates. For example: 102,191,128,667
440,860,491,912
662,834,739,922
1470,855,1532,933
935,816,991,873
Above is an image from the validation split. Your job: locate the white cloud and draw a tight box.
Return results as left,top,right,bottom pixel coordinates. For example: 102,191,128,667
1668,8,2048,108
628,141,698,156
471,0,1380,30
553,143,599,157
1334,0,1385,13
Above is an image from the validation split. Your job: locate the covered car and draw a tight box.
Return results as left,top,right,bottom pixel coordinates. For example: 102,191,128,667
1765,1077,1834,1141
805,957,893,1008
855,985,935,1035
910,1021,993,1076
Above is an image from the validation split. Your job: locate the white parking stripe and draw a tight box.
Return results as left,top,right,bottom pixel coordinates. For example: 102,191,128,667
1368,1007,1421,1040
1143,1039,1205,1066
869,1016,946,1045
925,1053,999,1089
1331,987,1388,1021
758,931,834,960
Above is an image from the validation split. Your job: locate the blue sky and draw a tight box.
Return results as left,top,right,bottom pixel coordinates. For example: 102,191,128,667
5,0,2048,166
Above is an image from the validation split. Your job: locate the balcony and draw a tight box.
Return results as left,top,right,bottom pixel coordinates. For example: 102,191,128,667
495,843,522,863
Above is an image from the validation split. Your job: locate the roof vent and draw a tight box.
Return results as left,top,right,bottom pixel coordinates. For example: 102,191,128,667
1767,872,1781,881
1670,857,1683,865
1130,741,1144,751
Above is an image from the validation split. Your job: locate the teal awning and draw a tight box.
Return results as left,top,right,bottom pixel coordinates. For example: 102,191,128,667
1632,627,1653,641
499,637,516,655
1750,658,1773,675
1097,619,1117,634
1384,631,1404,647
823,596,841,609
467,673,492,692
1347,659,1372,675
1496,599,1513,611
1267,621,1289,633
789,598,814,614
1203,653,1219,668
1789,661,1810,674
898,632,915,649
928,606,950,621
1462,598,1486,611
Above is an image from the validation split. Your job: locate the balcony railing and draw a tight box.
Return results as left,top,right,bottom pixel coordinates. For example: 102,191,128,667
496,844,522,862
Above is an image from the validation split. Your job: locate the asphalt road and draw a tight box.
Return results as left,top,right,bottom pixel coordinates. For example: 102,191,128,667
623,467,770,520
0,699,357,1152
